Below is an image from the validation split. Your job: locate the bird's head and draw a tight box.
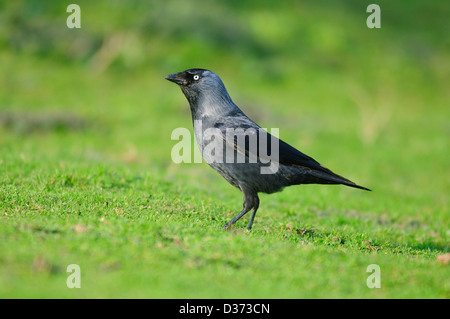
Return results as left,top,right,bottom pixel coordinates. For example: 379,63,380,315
165,68,208,87
165,69,233,110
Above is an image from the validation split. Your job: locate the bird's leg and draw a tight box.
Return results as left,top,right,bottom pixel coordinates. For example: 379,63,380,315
223,191,259,230
246,197,259,231
222,206,251,230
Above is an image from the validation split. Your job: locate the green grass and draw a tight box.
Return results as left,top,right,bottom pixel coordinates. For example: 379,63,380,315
0,0,449,298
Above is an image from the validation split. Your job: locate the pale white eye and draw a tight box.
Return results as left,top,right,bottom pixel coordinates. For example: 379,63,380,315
193,75,200,81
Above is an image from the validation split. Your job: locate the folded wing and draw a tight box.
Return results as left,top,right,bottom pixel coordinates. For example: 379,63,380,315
214,114,370,191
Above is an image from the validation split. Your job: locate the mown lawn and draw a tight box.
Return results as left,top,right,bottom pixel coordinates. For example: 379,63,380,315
0,0,448,298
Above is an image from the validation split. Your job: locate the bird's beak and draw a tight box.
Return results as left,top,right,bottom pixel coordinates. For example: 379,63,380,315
165,72,187,85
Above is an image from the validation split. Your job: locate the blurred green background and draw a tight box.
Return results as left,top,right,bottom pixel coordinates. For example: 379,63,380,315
0,0,448,298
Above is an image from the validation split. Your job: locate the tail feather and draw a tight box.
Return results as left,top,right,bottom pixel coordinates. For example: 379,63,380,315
310,170,371,191
340,180,371,191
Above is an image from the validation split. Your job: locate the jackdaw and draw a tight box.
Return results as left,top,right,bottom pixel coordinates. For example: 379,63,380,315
165,68,370,230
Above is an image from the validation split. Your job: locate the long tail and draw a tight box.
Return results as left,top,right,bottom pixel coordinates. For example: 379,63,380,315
310,170,371,191
339,180,371,191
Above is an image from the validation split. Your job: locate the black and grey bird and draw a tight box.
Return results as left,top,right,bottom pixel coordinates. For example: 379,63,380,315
165,68,370,231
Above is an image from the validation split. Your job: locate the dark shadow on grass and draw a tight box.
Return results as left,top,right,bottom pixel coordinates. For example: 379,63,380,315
284,224,447,255
0,111,90,134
